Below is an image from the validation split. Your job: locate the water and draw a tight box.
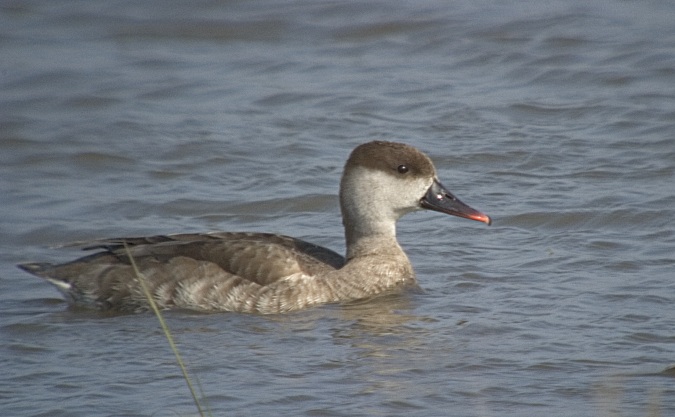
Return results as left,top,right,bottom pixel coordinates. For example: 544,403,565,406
1,0,674,416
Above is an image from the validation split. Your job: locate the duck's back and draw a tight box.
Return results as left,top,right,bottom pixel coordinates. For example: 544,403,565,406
19,232,345,313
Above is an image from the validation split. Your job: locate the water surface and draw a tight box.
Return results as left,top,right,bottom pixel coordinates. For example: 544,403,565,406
1,1,674,416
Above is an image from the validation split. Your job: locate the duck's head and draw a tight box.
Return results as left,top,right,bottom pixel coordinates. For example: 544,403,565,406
339,141,491,241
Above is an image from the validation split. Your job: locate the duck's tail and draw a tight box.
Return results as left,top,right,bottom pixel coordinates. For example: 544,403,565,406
17,263,73,292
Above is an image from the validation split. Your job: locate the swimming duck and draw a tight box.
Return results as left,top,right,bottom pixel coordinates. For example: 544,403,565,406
18,141,491,314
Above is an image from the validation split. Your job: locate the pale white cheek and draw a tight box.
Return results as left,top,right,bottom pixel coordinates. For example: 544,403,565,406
414,177,433,197
384,175,434,213
342,167,434,216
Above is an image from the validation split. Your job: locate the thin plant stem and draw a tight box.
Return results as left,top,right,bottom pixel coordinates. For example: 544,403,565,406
124,243,208,417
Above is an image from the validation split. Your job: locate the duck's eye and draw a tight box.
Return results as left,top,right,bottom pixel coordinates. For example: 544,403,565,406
397,165,409,174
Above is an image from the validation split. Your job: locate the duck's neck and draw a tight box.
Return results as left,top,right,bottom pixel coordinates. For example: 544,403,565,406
341,194,406,261
339,166,409,261
343,219,401,259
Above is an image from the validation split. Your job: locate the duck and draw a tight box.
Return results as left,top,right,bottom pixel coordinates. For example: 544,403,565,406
18,141,491,314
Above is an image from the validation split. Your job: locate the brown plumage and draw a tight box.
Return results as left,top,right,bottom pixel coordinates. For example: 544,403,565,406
18,141,491,314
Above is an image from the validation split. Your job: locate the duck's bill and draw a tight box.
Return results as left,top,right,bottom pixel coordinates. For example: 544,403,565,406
420,179,492,226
